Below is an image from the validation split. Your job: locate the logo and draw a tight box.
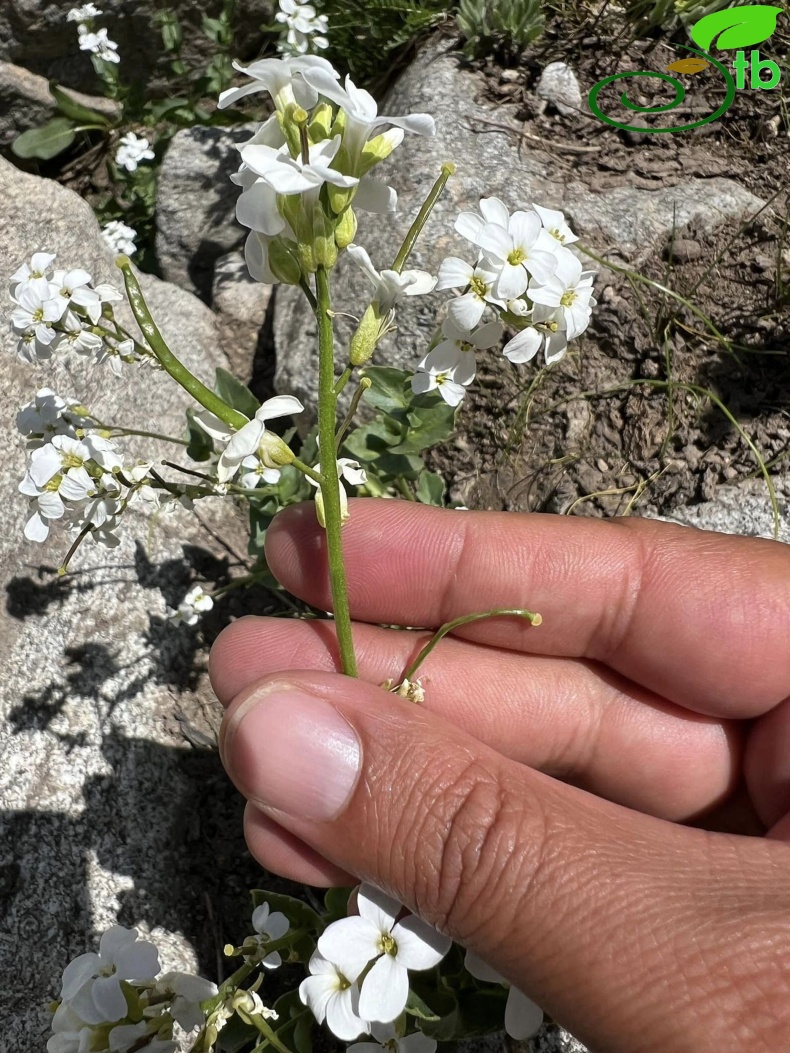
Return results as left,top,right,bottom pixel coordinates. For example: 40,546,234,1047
588,4,784,133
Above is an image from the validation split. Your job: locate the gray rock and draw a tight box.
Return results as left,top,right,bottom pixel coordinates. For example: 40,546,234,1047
212,250,272,382
0,60,120,147
0,158,249,1049
659,476,790,543
273,40,767,422
156,124,253,299
0,0,273,95
535,61,583,116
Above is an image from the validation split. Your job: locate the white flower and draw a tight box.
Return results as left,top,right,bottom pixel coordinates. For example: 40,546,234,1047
217,55,339,114
240,135,358,198
276,0,329,55
172,584,214,626
77,25,120,62
299,951,368,1041
152,972,218,1032
464,950,543,1040
19,473,67,543
49,268,102,324
502,325,543,365
115,132,155,173
47,1001,92,1053
231,989,279,1025
208,394,303,483
307,457,367,525
102,220,138,256
528,250,595,340
59,926,160,1026
10,251,56,299
28,435,94,493
67,4,103,21
411,343,471,408
347,245,436,313
434,315,503,369
239,454,281,489
10,285,60,346
299,69,435,164
17,389,79,445
435,257,504,331
349,1023,437,1053
56,312,104,357
318,884,451,1024
532,204,579,246
476,211,559,299
249,902,290,967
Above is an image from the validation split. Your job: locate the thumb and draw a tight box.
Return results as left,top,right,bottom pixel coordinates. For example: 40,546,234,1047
220,671,789,1053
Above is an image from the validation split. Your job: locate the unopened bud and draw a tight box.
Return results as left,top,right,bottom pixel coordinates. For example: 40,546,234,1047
312,205,337,269
259,432,295,469
328,183,357,216
268,239,302,286
330,107,347,138
359,128,404,175
335,208,357,250
349,303,382,366
309,101,333,142
291,105,309,126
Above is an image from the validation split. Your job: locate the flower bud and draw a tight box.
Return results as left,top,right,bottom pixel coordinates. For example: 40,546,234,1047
259,432,295,469
334,208,358,250
308,101,333,142
330,107,347,139
268,239,302,286
349,304,382,366
359,128,404,175
312,205,338,269
328,184,357,215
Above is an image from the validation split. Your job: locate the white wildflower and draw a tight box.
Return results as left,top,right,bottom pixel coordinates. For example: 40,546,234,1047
299,951,368,1041
10,251,56,299
248,902,290,967
115,132,155,173
532,203,579,246
476,211,559,299
239,454,281,489
435,257,504,331
276,0,330,56
67,3,103,21
217,55,339,114
317,883,451,1024
201,394,302,483
152,972,218,1032
346,244,436,312
48,268,103,324
102,220,138,256
528,250,595,341
307,457,367,526
464,950,543,1040
172,584,214,626
77,25,120,63
239,135,358,199
411,342,471,408
10,285,60,347
59,926,160,1026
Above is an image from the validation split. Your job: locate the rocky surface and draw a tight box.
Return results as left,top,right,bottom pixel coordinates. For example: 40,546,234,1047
0,157,256,1051
212,250,272,383
0,0,272,95
660,475,790,543
271,39,766,424
0,60,120,147
156,124,253,300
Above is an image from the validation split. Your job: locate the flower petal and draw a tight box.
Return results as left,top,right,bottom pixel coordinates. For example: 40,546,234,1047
317,915,380,976
393,915,451,970
358,954,408,1023
504,987,543,1039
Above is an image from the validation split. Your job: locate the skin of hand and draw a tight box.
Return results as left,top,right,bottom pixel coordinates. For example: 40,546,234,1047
210,500,790,1053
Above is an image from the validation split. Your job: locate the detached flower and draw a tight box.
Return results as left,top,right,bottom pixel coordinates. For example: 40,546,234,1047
299,951,368,1041
115,132,155,173
317,883,451,1024
464,950,543,1040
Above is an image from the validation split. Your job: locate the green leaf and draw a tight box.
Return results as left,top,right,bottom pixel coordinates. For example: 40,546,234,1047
12,117,76,160
293,1012,313,1053
250,890,321,932
145,96,192,122
416,469,446,506
389,396,456,455
342,417,403,462
214,367,259,419
407,980,461,1041
185,410,214,462
404,988,441,1023
49,83,112,126
690,4,782,50
323,885,353,922
360,365,411,413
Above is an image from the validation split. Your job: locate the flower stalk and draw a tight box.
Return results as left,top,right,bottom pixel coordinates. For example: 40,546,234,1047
315,266,358,678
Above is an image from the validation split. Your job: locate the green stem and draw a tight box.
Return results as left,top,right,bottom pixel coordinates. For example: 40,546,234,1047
391,162,455,273
334,365,353,397
335,377,371,453
94,422,189,446
315,267,358,678
401,607,542,683
252,1014,294,1053
116,257,248,429
292,457,325,487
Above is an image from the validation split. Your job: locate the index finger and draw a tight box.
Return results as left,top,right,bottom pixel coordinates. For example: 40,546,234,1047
265,501,790,718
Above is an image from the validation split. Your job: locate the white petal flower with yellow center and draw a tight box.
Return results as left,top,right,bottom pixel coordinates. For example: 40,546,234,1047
49,268,102,324
528,250,595,340
115,132,155,173
10,285,60,346
10,251,56,299
217,55,339,113
347,244,436,313
317,884,451,1024
476,210,559,300
435,257,504,331
152,972,218,1032
172,584,214,626
533,203,579,246
250,901,290,968
205,394,303,483
60,926,160,1026
299,951,368,1041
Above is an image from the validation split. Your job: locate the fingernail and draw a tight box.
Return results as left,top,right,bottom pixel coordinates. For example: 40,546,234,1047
223,685,361,821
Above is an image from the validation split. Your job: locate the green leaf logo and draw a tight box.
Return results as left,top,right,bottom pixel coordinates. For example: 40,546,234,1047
691,4,783,51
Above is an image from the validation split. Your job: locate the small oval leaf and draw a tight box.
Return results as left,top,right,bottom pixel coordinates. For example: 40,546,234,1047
12,117,76,160
690,4,782,51
667,57,711,73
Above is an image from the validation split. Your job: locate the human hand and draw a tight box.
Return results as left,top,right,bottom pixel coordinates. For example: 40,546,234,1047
210,501,790,1052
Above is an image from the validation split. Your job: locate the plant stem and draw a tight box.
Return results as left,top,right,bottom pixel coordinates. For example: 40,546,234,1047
315,266,358,678
291,457,325,486
335,377,371,453
116,257,248,430
391,162,455,273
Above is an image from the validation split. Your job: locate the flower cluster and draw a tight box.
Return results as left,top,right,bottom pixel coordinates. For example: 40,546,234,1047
68,4,120,64
276,0,330,56
219,55,434,288
299,884,450,1041
9,251,143,371
169,583,214,626
412,199,595,406
48,925,217,1053
102,220,139,257
115,131,155,173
